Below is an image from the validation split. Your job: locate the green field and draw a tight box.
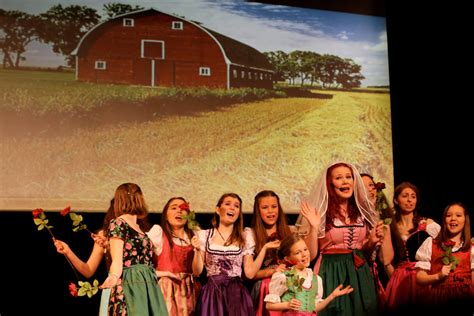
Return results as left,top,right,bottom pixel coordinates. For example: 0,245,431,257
0,69,393,213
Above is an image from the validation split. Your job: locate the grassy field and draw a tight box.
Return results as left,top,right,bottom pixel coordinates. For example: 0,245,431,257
0,70,392,213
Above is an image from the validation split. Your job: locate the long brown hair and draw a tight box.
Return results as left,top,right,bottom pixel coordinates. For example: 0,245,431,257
325,163,359,229
211,193,244,247
161,197,195,258
251,190,291,256
113,183,151,231
435,202,471,251
390,182,422,263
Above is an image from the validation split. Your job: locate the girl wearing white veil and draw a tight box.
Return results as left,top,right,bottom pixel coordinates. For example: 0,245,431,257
296,161,383,316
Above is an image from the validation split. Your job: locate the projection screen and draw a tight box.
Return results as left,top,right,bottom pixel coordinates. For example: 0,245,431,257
0,0,392,213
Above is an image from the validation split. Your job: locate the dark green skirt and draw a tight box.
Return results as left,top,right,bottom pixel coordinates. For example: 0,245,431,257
115,264,168,315
318,250,377,316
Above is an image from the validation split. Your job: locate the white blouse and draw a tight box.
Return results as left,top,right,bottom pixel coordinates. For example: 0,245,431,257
146,224,191,256
195,227,255,255
415,237,474,270
264,268,324,307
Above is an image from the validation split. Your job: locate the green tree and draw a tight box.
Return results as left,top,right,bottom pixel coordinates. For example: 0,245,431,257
0,9,40,68
335,58,365,89
103,3,144,19
37,5,100,66
264,50,289,82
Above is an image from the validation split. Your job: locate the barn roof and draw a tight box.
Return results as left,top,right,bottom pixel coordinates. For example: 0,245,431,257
72,8,273,72
204,28,273,72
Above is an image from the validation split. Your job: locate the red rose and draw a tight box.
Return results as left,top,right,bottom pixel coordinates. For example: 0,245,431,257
179,203,190,211
32,208,43,218
443,240,456,247
279,259,298,266
60,206,71,216
268,232,280,242
418,221,427,231
69,282,78,297
375,182,386,191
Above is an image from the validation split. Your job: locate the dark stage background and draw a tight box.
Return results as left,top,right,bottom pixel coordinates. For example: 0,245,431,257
1,1,472,315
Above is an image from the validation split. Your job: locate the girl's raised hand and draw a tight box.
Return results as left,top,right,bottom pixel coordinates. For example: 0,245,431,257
264,240,281,250
300,201,321,230
54,239,70,255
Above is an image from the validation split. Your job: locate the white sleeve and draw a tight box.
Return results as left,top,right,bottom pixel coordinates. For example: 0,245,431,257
243,227,256,256
415,237,432,270
314,275,324,308
264,272,288,303
146,225,163,256
196,229,209,251
471,245,474,270
426,221,441,238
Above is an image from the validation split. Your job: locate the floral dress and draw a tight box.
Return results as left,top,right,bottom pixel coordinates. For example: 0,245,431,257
195,228,255,316
107,218,168,315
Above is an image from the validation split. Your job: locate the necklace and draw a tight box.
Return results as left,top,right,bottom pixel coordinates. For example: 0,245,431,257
216,228,230,243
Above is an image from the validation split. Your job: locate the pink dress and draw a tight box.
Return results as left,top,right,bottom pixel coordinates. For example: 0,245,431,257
313,217,377,316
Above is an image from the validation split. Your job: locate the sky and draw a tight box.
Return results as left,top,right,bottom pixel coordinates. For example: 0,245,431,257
1,0,389,86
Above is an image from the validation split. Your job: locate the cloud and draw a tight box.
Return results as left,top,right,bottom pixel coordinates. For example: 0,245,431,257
1,0,389,85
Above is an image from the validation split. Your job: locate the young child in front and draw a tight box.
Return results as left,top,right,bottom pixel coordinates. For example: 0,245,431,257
265,234,353,315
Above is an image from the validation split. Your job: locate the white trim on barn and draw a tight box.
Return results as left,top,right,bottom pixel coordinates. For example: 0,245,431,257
151,59,156,87
95,60,107,70
123,18,134,27
141,40,165,59
199,67,211,76
171,21,183,30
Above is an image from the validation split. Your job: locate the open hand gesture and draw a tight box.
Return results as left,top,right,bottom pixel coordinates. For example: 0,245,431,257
300,201,321,230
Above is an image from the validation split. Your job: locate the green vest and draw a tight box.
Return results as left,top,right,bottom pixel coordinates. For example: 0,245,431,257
281,274,319,312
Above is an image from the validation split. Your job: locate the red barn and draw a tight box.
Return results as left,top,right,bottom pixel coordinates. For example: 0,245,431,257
72,8,274,89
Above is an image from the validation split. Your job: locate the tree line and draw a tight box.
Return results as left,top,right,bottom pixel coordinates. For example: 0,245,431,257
264,50,364,89
1,3,365,89
0,3,143,68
